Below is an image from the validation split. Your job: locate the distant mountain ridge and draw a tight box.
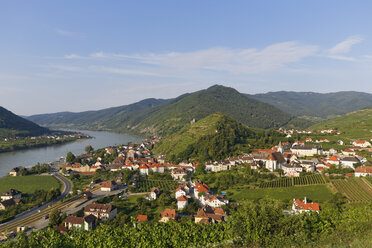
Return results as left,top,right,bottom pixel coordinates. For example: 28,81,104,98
27,85,296,137
0,106,48,137
27,98,169,129
247,91,372,118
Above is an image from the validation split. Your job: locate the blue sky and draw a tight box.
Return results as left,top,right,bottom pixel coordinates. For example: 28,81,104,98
1,1,372,115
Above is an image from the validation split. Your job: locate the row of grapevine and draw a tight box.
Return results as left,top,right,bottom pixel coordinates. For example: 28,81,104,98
259,174,326,188
332,179,372,203
136,180,178,192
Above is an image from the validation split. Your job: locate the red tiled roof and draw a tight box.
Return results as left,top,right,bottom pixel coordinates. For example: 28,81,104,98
328,156,339,162
136,214,148,222
160,209,176,218
65,216,84,225
177,195,187,202
101,181,115,188
293,199,320,211
355,166,372,174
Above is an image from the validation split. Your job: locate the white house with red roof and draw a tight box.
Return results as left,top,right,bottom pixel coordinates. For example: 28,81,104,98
193,183,210,199
326,155,340,165
101,181,117,192
171,168,187,181
292,197,320,214
355,166,372,177
177,195,188,209
175,187,187,199
139,164,149,175
202,195,229,208
352,140,371,148
342,148,356,156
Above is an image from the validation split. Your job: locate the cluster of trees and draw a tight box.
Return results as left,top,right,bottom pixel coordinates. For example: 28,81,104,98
323,164,355,176
4,196,372,247
65,146,120,165
5,163,51,176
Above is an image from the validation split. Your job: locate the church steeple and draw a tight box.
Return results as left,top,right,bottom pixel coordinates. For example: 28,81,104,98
277,141,284,153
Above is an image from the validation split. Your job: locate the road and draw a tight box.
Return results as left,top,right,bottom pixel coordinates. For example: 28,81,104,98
0,172,73,233
0,181,131,233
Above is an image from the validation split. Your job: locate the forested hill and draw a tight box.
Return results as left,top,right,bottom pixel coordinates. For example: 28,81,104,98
0,106,48,137
27,98,169,130
153,112,257,162
28,85,296,137
247,91,372,119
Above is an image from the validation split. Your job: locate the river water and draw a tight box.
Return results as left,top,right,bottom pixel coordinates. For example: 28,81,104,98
0,130,142,177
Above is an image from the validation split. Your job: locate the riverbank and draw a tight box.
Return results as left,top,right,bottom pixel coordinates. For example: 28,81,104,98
0,130,142,177
0,133,90,154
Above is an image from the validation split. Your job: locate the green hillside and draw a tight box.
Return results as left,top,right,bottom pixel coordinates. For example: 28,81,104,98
248,91,372,119
0,106,48,138
28,85,296,137
27,98,168,130
154,112,256,162
310,108,372,140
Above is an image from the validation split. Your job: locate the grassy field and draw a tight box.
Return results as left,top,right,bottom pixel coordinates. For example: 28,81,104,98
226,185,334,202
0,175,60,194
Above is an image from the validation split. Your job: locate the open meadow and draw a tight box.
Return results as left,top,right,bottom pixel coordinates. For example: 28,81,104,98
226,184,334,203
0,175,60,194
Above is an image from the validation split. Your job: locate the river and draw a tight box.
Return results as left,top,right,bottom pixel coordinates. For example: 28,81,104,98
0,130,142,177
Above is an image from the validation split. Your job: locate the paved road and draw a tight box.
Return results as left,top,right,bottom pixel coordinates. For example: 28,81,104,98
0,172,73,233
54,172,72,199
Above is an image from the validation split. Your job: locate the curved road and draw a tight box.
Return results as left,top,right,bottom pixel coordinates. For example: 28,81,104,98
0,172,72,233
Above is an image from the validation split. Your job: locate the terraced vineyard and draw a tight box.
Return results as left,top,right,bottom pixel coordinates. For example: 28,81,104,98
136,179,178,192
332,178,372,203
260,174,326,188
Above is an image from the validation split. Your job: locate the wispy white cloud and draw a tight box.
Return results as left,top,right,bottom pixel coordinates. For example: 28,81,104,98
326,55,356,61
56,29,81,38
64,54,84,59
93,66,167,77
329,36,363,54
63,41,318,75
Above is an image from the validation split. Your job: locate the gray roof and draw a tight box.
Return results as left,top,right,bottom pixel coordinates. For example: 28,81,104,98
291,145,321,150
341,157,360,162
2,189,21,197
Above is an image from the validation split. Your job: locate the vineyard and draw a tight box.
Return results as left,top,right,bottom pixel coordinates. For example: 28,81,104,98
259,174,326,188
332,178,372,203
135,179,178,192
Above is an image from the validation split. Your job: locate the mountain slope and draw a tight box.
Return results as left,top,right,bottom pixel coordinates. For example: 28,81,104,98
27,98,169,130
309,108,372,140
28,85,296,137
0,106,48,137
153,112,256,162
247,91,372,118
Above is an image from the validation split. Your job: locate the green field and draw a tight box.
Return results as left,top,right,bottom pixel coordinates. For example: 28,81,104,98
259,174,326,188
0,175,60,194
135,179,178,192
226,185,334,202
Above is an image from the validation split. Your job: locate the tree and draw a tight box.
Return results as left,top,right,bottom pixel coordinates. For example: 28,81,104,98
49,209,61,227
85,145,94,154
195,164,206,175
66,152,76,164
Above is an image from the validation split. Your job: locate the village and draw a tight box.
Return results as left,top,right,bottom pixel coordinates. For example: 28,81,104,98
1,126,372,238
